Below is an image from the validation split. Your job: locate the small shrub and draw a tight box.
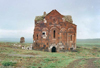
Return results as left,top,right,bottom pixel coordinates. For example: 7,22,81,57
77,46,81,48
31,66,37,68
92,53,95,55
57,60,62,63
40,62,46,65
44,58,51,62
97,55,100,57
93,46,98,50
2,61,16,66
49,63,56,68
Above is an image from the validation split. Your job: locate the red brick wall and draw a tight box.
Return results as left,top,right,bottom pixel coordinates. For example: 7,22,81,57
33,10,77,51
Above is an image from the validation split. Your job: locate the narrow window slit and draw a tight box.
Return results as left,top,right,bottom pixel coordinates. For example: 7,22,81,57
54,30,55,38
37,34,38,40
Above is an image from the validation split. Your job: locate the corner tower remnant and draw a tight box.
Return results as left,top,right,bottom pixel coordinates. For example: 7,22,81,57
33,10,77,52
20,37,25,43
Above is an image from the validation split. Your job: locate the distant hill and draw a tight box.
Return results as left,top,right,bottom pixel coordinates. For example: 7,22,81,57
77,39,100,43
0,38,33,43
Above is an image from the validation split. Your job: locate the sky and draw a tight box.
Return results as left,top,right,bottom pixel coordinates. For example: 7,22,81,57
0,0,100,39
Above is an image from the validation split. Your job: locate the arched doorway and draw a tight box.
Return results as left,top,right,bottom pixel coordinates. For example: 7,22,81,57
51,46,56,52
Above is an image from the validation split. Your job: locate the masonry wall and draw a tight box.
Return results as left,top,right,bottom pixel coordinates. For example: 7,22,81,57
33,10,77,52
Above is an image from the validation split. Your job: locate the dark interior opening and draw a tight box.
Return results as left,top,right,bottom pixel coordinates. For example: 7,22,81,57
37,34,38,40
70,35,72,41
43,45,46,49
53,19,56,22
53,30,55,38
52,46,56,52
70,48,73,50
42,32,45,35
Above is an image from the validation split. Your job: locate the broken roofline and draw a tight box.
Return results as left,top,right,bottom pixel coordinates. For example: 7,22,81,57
35,9,73,23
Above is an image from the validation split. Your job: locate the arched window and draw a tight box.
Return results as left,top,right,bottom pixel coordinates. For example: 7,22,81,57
53,19,55,22
37,34,38,40
53,30,55,38
70,35,72,41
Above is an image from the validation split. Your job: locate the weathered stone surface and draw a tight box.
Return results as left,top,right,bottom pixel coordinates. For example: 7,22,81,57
33,10,77,52
20,37,25,43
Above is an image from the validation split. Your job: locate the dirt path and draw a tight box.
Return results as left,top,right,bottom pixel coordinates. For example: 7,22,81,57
84,58,96,68
67,58,100,68
66,59,83,68
8,54,42,57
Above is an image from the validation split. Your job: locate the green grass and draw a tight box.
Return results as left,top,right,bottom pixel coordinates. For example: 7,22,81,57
77,43,100,48
75,61,85,68
0,42,100,68
93,59,100,68
1,61,16,66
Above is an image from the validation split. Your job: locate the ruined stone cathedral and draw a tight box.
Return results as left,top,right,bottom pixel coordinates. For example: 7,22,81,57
33,10,77,52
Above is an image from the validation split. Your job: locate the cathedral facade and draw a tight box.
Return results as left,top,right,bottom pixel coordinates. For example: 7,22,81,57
33,10,77,52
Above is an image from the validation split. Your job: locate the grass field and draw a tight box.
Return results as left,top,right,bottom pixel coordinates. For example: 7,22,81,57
0,39,100,68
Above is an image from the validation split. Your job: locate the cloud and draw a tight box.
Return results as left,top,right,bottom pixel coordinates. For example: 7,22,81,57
0,27,34,38
76,15,100,39
0,0,100,39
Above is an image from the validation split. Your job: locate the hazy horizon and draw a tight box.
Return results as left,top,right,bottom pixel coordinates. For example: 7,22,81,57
0,0,100,39
0,38,100,43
